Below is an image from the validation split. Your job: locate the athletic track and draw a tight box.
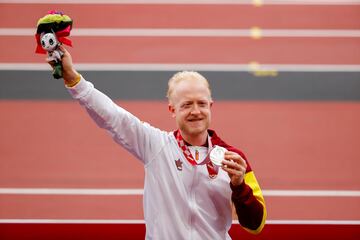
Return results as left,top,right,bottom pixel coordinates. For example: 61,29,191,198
0,0,359,239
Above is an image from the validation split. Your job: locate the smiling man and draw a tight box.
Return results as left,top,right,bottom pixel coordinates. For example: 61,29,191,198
167,72,212,146
50,46,266,239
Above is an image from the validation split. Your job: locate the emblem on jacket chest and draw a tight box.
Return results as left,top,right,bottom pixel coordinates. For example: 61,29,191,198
175,159,183,171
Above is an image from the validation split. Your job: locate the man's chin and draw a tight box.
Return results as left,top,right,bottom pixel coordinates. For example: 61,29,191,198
182,126,207,136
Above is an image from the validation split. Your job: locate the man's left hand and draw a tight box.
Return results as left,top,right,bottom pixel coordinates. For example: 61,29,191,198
221,151,247,186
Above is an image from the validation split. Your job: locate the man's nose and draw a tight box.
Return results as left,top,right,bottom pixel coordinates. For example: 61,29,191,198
190,104,201,114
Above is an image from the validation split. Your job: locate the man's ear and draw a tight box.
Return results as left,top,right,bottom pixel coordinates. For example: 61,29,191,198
168,104,176,118
210,100,214,108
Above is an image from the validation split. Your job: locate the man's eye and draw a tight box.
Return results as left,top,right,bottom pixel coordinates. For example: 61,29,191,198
199,102,207,107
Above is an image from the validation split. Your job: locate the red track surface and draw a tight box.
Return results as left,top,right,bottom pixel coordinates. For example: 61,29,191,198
1,2,360,239
0,101,359,190
2,36,360,64
1,101,360,238
1,101,359,220
1,4,360,29
0,224,358,240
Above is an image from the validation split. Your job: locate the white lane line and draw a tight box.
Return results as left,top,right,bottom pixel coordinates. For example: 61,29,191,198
1,0,359,5
0,219,145,224
0,188,144,195
0,219,359,225
264,220,360,225
0,188,359,197
262,190,360,197
2,28,360,37
1,63,360,72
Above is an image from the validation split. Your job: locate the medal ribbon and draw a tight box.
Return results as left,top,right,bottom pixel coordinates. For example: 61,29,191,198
175,130,218,178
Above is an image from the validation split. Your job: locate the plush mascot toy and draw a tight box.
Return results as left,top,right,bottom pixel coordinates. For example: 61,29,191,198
35,10,73,79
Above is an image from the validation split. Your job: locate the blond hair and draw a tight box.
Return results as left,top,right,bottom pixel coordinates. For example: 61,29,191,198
166,71,212,103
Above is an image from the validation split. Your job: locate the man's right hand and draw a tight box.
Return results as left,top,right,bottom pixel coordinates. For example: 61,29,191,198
48,45,80,86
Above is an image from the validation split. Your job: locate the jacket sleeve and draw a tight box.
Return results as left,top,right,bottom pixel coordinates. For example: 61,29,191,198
230,170,266,234
66,76,166,164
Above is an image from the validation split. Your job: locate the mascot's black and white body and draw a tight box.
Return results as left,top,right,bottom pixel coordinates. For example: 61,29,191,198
40,32,63,64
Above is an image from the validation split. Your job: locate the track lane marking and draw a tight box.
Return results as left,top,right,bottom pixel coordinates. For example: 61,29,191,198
1,0,360,5
0,188,359,197
0,219,359,225
2,28,360,37
1,63,360,72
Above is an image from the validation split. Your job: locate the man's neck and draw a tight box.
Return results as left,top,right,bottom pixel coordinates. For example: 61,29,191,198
180,130,208,146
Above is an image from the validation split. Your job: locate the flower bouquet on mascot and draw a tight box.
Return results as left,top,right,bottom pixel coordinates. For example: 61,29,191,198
35,10,73,79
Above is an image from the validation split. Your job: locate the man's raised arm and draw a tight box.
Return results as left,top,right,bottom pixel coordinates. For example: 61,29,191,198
47,46,165,164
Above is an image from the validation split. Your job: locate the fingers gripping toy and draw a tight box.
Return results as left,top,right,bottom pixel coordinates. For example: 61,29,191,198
35,11,73,79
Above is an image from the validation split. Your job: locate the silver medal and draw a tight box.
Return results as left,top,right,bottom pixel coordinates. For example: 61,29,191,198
210,145,227,166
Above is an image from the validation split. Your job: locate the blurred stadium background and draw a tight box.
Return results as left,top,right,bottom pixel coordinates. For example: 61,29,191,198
0,0,359,239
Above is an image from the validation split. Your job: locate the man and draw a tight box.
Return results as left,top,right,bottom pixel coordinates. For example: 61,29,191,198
51,46,266,239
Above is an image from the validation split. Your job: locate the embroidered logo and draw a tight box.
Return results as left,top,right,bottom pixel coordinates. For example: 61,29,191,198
175,159,183,171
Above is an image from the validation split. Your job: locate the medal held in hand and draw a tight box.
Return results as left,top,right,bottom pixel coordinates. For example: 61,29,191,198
35,10,73,79
210,145,227,166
